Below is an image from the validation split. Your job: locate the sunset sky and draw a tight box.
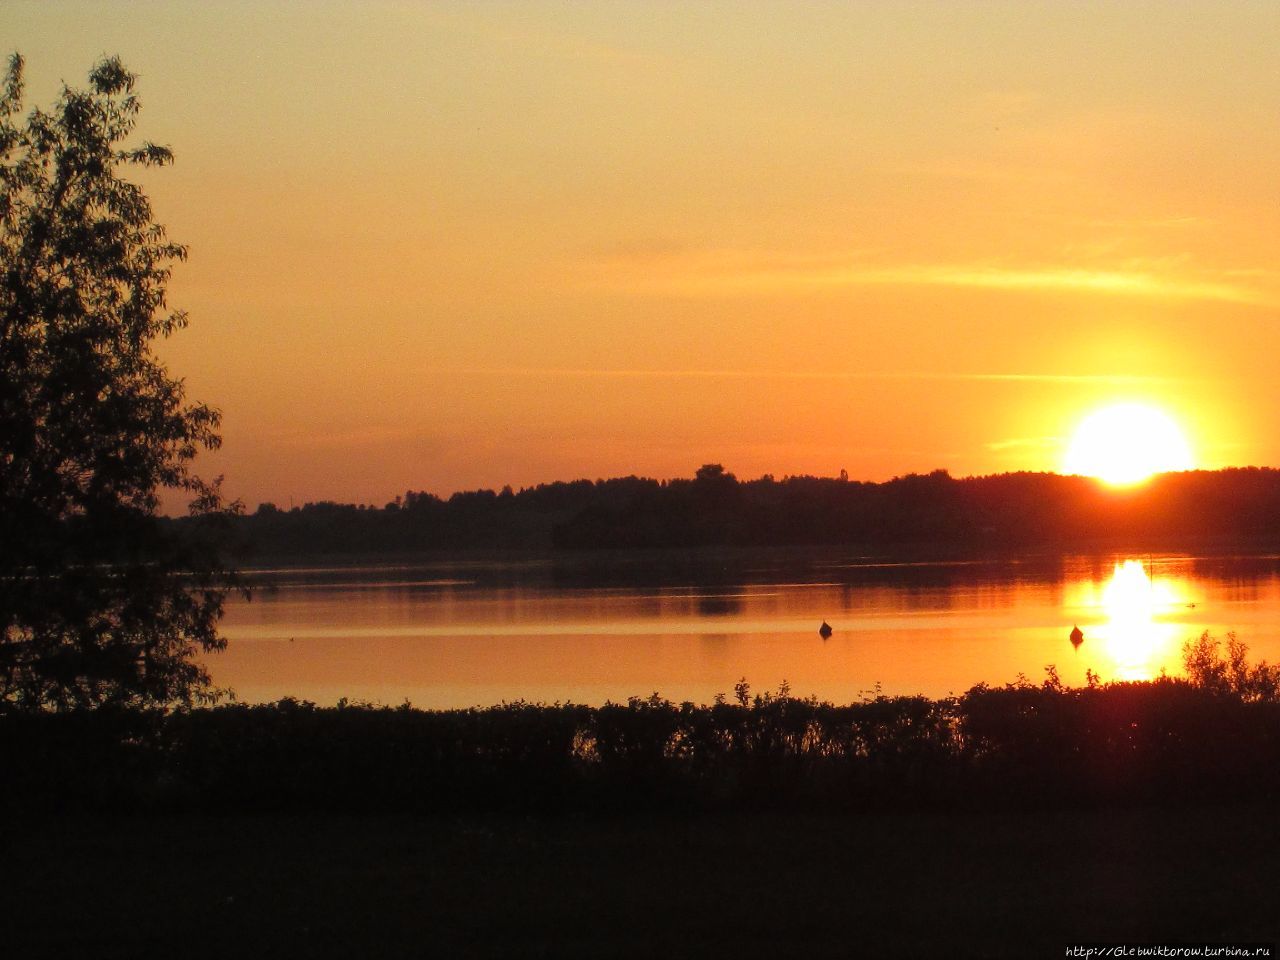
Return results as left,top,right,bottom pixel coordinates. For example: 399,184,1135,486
9,1,1280,508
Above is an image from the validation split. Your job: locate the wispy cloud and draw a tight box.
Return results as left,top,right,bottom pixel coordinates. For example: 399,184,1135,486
701,263,1262,304
965,90,1041,122
495,28,660,67
260,426,432,449
436,366,1199,386
986,436,1064,452
1081,215,1206,230
593,249,1270,305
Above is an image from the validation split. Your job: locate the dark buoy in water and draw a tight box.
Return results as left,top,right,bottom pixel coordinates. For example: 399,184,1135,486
1069,625,1084,648
819,621,833,639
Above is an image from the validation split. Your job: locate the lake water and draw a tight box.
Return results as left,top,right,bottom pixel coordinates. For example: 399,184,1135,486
206,550,1280,708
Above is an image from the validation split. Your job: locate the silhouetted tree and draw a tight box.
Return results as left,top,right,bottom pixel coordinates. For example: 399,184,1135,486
0,55,239,710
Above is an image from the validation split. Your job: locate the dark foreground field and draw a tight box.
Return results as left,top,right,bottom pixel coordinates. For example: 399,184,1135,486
4,805,1277,959
7,636,1280,957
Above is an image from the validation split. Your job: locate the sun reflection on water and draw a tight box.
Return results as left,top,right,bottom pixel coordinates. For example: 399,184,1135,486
1072,559,1187,681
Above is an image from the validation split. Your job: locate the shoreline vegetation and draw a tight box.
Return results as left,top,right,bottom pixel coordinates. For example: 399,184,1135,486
8,633,1279,818
193,465,1280,558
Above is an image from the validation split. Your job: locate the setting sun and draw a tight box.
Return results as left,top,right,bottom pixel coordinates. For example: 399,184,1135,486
1063,404,1194,486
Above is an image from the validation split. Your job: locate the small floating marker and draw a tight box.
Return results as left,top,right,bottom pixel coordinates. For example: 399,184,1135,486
819,621,833,639
1069,625,1084,648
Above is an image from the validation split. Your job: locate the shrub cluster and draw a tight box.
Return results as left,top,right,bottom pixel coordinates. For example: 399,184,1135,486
5,634,1280,816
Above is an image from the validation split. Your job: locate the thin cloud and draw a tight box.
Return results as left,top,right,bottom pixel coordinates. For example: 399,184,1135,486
438,366,1200,386
1082,215,1206,229
262,426,431,449
704,264,1265,305
595,251,1269,305
965,90,1041,121
495,28,661,67
986,436,1064,452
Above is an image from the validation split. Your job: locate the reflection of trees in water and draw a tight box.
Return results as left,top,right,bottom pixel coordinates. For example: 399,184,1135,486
1184,555,1280,605
235,550,1280,600
697,595,743,617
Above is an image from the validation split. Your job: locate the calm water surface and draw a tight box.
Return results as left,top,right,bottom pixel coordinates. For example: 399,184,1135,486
207,551,1280,708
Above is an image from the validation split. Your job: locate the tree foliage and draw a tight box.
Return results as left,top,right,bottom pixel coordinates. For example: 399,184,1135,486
0,54,239,710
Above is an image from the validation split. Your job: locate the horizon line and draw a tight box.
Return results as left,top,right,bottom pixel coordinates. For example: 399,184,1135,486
234,463,1272,511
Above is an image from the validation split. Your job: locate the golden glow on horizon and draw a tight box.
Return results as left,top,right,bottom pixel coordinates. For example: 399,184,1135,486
1063,404,1194,487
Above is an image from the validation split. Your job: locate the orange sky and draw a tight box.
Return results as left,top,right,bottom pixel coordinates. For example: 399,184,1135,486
10,2,1280,508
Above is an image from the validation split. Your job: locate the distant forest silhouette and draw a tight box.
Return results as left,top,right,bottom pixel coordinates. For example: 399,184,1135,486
202,465,1280,558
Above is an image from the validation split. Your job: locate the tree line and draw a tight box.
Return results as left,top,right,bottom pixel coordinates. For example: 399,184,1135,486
210,464,1280,558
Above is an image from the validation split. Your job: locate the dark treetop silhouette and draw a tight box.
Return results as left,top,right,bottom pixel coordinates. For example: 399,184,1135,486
0,55,238,711
217,465,1280,558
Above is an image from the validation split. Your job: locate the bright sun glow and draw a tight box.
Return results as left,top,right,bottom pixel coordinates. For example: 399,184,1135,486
1063,403,1194,486
1065,559,1188,682
1067,559,1190,682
